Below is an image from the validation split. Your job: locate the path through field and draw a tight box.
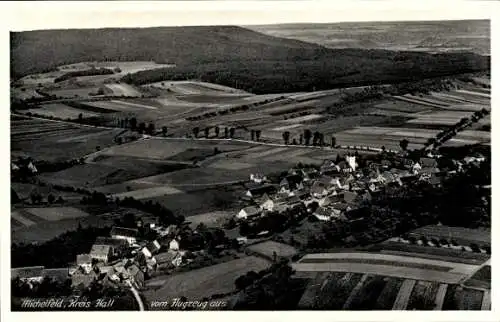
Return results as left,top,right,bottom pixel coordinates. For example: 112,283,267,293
392,279,416,310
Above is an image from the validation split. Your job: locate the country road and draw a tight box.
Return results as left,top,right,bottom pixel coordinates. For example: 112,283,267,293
125,280,145,311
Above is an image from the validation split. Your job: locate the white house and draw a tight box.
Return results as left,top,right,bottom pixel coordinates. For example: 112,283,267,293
169,239,180,251
250,173,267,184
412,162,422,174
76,254,93,274
236,206,261,220
110,227,138,245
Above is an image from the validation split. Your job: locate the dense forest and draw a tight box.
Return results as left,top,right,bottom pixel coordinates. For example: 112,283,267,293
121,51,489,94
11,26,489,94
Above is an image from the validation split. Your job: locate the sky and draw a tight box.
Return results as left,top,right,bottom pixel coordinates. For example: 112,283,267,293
2,0,495,32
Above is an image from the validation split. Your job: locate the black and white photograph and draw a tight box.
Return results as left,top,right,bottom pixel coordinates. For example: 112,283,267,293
4,0,495,315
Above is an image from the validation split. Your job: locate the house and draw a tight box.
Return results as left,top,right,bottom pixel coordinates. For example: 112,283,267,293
250,173,267,184
138,216,159,229
110,226,139,245
280,174,304,192
94,237,128,257
259,193,275,211
244,184,277,199
330,202,352,214
345,155,357,172
339,174,356,189
273,203,288,214
291,189,311,200
310,181,328,198
236,206,262,220
43,268,70,283
71,269,98,288
154,250,184,268
146,240,161,254
318,194,341,207
318,175,341,190
11,266,45,283
420,157,438,169
337,160,352,173
313,207,334,221
169,238,180,251
412,162,422,173
320,160,340,175
90,244,112,263
341,191,359,205
380,159,392,169
299,168,320,181
76,254,93,273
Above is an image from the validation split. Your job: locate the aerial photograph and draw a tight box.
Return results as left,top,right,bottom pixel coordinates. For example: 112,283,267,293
10,14,491,311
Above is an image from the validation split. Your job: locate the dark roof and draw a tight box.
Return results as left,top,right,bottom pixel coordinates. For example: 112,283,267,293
146,240,161,252
90,245,112,257
154,251,178,264
110,227,138,238
11,266,44,279
77,254,92,265
43,268,70,282
95,236,129,247
342,191,359,204
331,202,350,211
420,157,438,168
247,184,277,196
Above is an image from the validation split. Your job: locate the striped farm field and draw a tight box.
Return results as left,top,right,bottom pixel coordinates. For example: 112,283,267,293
208,159,254,170
393,95,446,108
281,114,324,124
455,89,490,99
454,130,490,141
392,279,416,310
111,186,183,200
105,83,142,96
431,92,488,105
374,100,431,113
373,277,405,310
101,138,249,160
406,281,440,310
264,100,319,116
23,103,99,119
403,95,449,107
45,87,103,98
293,253,474,283
271,123,304,131
22,207,90,221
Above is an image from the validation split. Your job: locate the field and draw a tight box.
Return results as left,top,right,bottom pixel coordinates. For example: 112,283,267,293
11,182,83,201
409,225,491,247
23,103,99,119
11,207,89,228
105,84,142,97
40,155,190,187
100,138,252,160
247,241,299,260
11,116,124,162
144,255,271,302
12,214,113,244
185,211,234,229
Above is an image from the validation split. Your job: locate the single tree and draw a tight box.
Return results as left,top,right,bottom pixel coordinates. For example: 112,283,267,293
255,130,261,141
138,122,146,134
282,131,290,145
204,127,210,138
312,131,320,146
162,126,168,137
193,127,200,138
78,113,83,122
229,127,235,138
129,117,137,130
47,194,55,204
292,138,297,145
299,134,304,145
224,127,229,138
214,127,220,137
331,136,336,148
399,139,409,151
303,129,312,146
251,130,255,141
147,122,155,135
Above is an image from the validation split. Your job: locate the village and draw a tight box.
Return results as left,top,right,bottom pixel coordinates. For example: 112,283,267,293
11,142,489,310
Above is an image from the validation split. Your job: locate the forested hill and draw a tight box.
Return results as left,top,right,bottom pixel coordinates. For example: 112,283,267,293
11,25,489,93
10,25,328,78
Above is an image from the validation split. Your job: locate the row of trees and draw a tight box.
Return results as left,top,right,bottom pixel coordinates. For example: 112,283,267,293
281,129,337,148
192,126,235,139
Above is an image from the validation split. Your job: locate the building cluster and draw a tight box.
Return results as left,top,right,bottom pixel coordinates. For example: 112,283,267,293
237,154,448,223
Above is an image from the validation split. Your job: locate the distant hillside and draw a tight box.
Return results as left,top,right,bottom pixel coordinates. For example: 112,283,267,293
11,25,490,94
247,20,491,55
11,26,328,78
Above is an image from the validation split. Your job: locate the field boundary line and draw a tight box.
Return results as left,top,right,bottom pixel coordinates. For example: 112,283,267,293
392,279,416,310
342,274,369,309
433,283,448,310
481,289,491,310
